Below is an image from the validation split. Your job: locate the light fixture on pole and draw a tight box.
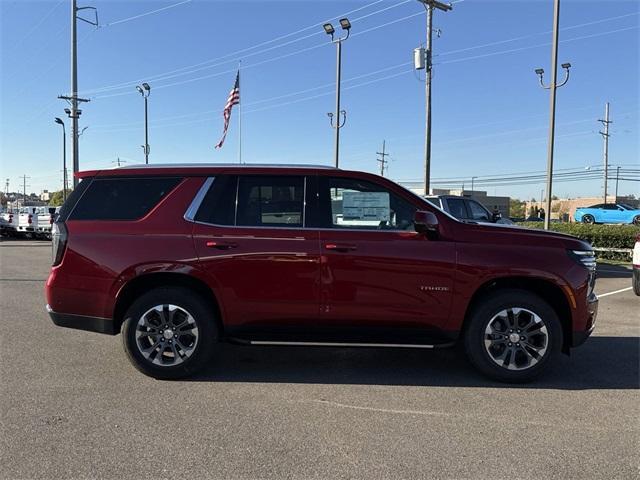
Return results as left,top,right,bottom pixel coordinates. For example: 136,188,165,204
54,117,68,202
323,18,351,168
136,82,151,164
534,0,571,230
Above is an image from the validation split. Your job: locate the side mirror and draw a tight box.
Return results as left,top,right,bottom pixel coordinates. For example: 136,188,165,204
414,210,439,237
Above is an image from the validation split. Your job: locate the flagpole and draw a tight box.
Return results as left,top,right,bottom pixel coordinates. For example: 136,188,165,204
238,60,242,164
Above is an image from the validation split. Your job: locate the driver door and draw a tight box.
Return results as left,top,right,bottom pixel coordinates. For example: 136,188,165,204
314,175,456,339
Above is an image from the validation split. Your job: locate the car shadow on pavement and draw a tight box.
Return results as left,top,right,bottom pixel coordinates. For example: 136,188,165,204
191,336,639,390
596,263,633,279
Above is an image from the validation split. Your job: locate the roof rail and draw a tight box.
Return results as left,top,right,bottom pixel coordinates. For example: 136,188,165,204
117,163,338,170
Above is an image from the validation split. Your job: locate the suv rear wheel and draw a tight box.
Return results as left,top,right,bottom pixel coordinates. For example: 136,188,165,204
464,289,562,383
121,287,218,379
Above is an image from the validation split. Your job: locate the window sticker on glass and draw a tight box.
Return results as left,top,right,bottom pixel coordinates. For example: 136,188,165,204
338,191,390,226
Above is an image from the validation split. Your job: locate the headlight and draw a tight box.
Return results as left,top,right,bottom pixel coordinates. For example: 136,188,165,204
568,249,596,272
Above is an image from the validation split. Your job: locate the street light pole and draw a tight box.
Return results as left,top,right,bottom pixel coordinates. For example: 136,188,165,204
534,0,571,230
471,176,477,195
54,118,67,201
323,19,351,168
136,83,151,164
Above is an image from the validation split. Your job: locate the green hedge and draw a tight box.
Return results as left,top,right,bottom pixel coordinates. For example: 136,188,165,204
515,222,639,261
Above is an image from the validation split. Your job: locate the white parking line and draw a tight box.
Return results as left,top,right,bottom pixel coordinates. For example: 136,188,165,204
599,287,633,298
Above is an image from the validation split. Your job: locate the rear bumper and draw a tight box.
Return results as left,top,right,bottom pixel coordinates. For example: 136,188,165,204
46,304,117,335
572,293,598,347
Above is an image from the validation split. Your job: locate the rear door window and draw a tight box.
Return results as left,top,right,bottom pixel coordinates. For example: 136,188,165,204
236,176,305,227
194,175,237,226
69,177,182,221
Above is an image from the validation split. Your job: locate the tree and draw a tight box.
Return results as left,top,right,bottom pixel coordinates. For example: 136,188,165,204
48,190,68,207
509,198,526,218
0,192,6,208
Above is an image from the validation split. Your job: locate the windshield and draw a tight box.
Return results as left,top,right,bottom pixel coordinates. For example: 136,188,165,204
619,204,635,210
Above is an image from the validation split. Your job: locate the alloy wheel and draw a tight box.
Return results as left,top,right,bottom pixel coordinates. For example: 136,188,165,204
135,304,199,367
483,308,549,371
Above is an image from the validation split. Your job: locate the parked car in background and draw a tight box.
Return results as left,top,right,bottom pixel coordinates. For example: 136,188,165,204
425,195,514,225
47,164,598,383
34,206,56,239
16,209,36,237
574,203,640,225
1,212,17,237
633,233,640,296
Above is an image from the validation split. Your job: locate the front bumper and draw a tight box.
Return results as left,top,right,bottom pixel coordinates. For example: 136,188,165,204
46,304,117,335
572,293,598,347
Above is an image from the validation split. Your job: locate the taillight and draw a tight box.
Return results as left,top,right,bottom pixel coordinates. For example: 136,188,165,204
52,222,68,266
28,214,33,224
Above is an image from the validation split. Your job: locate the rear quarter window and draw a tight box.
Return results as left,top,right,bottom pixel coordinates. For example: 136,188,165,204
69,177,182,221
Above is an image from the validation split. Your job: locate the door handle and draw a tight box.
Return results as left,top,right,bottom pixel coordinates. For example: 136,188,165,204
325,243,357,252
205,241,238,250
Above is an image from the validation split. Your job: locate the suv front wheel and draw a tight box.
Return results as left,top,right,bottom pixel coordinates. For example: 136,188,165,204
121,287,218,379
464,289,562,383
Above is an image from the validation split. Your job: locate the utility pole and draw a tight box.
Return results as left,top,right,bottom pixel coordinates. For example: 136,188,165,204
58,0,97,187
614,165,620,200
415,0,452,196
19,175,30,208
376,140,390,176
323,19,351,168
534,0,571,230
598,102,611,204
4,179,9,212
470,176,477,196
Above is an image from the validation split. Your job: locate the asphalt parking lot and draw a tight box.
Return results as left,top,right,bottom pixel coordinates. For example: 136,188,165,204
1,239,638,480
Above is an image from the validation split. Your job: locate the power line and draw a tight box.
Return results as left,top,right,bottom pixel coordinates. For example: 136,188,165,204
10,0,65,50
81,0,411,96
84,10,638,99
436,11,639,58
104,0,193,27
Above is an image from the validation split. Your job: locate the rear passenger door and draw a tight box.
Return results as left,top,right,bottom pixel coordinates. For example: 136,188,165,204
191,175,321,337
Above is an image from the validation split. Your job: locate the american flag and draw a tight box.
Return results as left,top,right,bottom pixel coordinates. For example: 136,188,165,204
215,71,240,149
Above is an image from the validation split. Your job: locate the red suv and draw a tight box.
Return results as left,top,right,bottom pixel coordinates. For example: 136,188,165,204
46,164,598,382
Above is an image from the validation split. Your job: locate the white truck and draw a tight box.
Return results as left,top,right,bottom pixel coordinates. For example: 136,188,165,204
15,206,56,239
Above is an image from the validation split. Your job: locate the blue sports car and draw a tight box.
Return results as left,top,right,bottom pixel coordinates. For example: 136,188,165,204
574,203,640,225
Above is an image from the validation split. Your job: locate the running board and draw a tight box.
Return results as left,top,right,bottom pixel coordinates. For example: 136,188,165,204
247,340,454,349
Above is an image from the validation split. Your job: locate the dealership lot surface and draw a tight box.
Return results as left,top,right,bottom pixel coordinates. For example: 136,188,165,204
1,239,638,479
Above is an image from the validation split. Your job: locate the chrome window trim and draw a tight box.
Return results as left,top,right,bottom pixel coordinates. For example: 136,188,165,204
184,174,418,234
184,177,215,222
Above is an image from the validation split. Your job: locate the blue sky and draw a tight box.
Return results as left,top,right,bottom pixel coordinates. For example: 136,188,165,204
1,0,638,200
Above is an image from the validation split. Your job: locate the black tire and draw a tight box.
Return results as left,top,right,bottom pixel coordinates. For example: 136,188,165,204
464,289,562,383
582,214,595,224
121,287,218,379
632,216,640,226
633,270,640,296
